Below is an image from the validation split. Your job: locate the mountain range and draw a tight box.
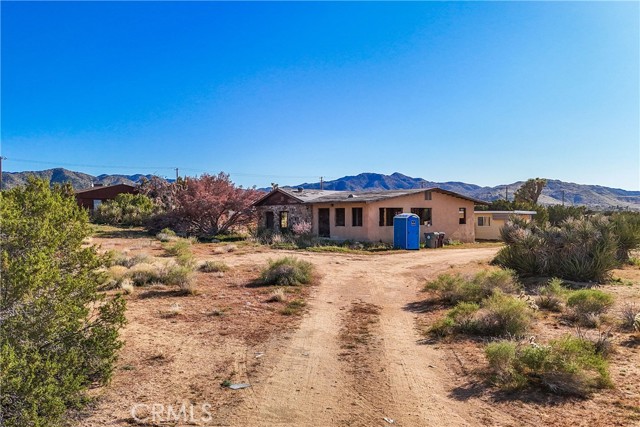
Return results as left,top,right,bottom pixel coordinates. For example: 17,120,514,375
2,168,639,210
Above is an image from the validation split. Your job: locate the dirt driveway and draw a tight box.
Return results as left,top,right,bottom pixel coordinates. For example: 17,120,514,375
220,247,509,426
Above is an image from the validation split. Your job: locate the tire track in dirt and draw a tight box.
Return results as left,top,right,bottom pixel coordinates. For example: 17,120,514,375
229,248,513,426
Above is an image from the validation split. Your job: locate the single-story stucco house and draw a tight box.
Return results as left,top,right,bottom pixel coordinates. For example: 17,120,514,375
474,210,537,240
253,187,488,244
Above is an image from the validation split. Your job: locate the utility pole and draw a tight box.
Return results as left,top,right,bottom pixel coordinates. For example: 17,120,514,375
562,190,565,206
0,156,6,190
505,186,508,201
175,168,179,182
320,176,324,190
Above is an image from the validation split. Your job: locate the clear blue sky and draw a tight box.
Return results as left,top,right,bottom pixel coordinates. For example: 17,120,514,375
2,1,638,190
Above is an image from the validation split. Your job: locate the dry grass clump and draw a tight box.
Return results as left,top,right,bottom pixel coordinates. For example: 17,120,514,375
424,269,521,305
259,257,314,286
159,303,182,318
120,279,134,294
200,260,229,273
485,336,612,397
536,278,569,312
619,303,640,331
566,289,614,327
280,299,306,315
266,288,286,303
113,252,152,268
129,263,164,286
156,228,177,242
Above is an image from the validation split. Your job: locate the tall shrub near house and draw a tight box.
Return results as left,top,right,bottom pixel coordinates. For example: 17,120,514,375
92,193,157,226
146,173,262,238
494,215,626,282
0,178,126,427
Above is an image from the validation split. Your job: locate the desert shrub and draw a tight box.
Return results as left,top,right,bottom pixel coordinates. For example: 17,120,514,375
266,288,286,303
494,215,621,282
485,336,611,396
536,278,568,311
610,212,640,262
425,270,521,305
259,257,313,286
566,289,614,326
128,263,164,286
165,265,195,290
429,302,480,336
92,193,157,226
113,252,151,268
476,292,534,337
619,304,640,331
164,239,192,257
0,178,126,426
120,279,135,294
156,227,177,242
200,260,229,273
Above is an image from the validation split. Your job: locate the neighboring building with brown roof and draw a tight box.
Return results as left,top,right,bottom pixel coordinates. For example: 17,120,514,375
75,183,137,211
253,187,488,244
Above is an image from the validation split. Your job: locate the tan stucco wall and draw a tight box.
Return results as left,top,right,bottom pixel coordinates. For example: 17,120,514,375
311,191,477,243
474,216,505,240
474,212,534,240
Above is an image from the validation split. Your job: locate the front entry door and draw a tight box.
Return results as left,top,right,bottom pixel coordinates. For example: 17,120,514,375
318,208,330,238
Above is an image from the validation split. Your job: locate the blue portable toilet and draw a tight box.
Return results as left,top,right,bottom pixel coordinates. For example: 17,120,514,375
393,213,420,250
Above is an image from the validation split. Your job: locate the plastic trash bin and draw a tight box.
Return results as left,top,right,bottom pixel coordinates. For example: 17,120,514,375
424,232,437,248
437,232,446,248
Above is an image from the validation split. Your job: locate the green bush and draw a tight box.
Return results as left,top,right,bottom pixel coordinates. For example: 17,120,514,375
477,292,534,337
486,336,612,396
164,239,192,257
495,215,622,282
0,178,126,426
259,257,313,286
537,278,568,311
200,260,229,273
92,193,157,226
567,289,614,326
424,270,521,305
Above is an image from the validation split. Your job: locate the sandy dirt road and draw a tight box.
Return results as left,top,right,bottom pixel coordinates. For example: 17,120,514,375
223,247,512,427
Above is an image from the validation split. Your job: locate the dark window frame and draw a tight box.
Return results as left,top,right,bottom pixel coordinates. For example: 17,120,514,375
410,207,432,225
352,207,363,227
459,207,467,225
424,191,432,201
265,211,274,229
335,208,345,227
380,208,403,226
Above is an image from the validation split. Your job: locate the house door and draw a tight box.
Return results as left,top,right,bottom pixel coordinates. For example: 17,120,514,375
318,208,330,238
265,212,274,229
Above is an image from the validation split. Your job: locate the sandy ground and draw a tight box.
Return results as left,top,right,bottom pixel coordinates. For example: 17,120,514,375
78,234,639,426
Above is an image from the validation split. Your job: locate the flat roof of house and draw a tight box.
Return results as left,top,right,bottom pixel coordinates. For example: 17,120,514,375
474,210,537,214
272,187,488,205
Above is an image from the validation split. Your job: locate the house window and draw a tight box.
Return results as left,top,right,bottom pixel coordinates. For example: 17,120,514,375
477,216,491,227
335,208,345,226
380,208,402,226
424,191,432,201
280,211,289,229
459,208,467,225
93,199,102,210
411,208,432,225
265,211,274,229
352,207,363,227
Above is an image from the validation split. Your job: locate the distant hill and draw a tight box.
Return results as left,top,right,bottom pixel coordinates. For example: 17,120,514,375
292,172,640,210
1,168,158,190
3,169,639,210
